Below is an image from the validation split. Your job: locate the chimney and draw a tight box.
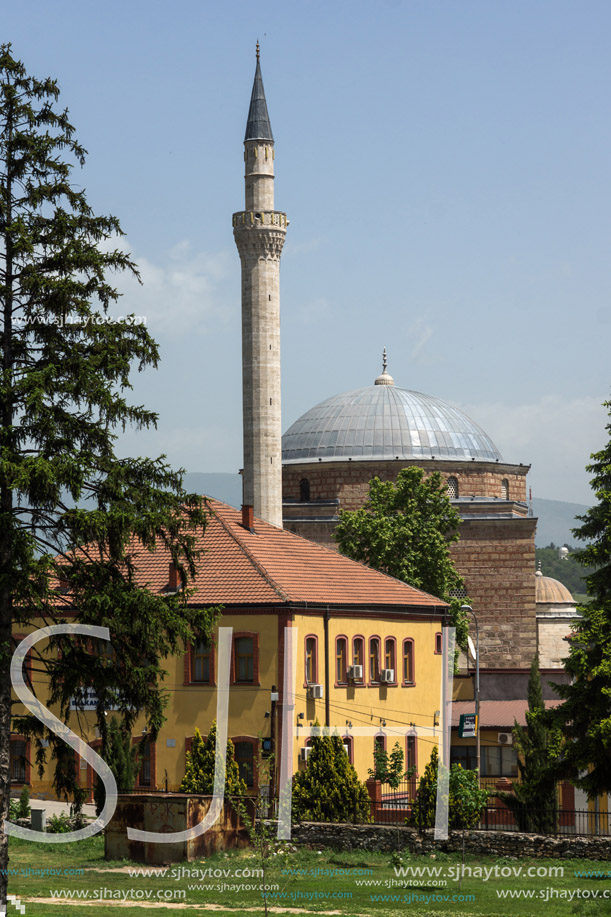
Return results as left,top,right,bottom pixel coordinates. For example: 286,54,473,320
168,563,180,591
241,504,255,532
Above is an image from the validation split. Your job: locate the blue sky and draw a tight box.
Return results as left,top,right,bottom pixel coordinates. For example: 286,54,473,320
4,1,610,504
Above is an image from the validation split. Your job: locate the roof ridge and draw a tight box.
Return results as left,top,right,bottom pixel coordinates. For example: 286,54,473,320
209,503,290,603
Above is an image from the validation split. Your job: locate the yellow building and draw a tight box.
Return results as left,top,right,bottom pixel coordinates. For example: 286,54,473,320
12,499,447,801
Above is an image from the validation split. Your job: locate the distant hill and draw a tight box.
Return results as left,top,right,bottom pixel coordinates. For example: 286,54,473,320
183,472,242,508
532,497,592,548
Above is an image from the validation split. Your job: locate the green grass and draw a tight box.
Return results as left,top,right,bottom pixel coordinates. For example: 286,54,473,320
6,835,611,915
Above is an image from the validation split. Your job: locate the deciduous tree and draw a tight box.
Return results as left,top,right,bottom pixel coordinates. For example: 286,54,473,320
335,467,468,646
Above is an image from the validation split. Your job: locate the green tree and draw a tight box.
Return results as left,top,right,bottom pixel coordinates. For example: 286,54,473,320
0,44,220,893
335,467,468,647
179,722,247,798
409,744,488,831
93,716,140,816
498,654,562,833
552,398,611,798
292,727,370,823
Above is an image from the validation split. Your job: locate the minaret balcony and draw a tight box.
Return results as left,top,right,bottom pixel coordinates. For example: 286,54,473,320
232,210,288,229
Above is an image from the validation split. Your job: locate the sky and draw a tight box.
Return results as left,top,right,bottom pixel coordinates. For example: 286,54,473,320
3,1,610,504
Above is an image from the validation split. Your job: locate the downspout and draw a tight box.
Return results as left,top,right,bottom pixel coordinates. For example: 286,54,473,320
324,605,330,728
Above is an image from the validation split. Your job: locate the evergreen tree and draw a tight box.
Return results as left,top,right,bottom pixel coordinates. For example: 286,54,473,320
335,467,468,647
0,44,220,893
292,727,370,823
410,744,488,831
553,398,611,797
180,722,247,797
499,654,562,832
93,716,140,816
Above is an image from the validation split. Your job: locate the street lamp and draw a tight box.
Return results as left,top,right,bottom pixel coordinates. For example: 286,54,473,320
461,604,480,785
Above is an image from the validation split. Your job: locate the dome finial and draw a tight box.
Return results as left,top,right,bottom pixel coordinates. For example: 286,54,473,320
374,347,394,386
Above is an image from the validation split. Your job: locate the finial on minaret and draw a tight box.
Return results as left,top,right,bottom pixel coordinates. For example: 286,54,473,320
374,347,395,386
536,561,543,576
256,40,260,62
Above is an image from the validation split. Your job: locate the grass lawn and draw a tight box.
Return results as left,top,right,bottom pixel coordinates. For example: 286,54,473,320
6,834,611,916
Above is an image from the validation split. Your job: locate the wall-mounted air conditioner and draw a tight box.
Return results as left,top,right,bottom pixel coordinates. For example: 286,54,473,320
379,669,394,683
347,665,363,680
307,684,324,699
498,732,513,745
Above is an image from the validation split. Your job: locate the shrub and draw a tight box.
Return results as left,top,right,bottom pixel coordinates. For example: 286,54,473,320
180,721,247,797
409,745,488,830
292,727,370,823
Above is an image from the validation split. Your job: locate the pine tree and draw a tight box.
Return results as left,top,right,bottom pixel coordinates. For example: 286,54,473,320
0,44,220,894
179,722,247,798
553,397,611,797
500,654,562,832
292,727,370,823
335,467,468,647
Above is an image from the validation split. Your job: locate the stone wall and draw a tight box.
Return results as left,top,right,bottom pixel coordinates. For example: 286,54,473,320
292,821,611,860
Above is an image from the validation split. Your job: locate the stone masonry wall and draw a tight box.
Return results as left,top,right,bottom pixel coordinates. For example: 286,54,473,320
292,821,611,860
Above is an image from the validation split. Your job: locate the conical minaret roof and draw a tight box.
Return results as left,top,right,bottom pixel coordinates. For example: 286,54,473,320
244,42,274,142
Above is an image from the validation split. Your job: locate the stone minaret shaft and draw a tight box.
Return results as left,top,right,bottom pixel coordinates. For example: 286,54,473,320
233,47,287,528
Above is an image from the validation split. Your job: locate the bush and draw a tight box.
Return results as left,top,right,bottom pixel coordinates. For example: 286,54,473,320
47,812,73,833
180,721,247,797
292,727,370,823
409,745,488,830
17,787,30,818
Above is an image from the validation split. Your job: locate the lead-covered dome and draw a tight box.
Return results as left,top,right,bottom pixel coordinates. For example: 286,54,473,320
282,365,503,464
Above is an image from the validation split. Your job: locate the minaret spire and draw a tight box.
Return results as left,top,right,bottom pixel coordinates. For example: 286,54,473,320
374,347,395,386
233,50,288,528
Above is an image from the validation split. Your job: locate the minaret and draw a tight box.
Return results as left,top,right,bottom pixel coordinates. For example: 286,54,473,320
233,43,287,528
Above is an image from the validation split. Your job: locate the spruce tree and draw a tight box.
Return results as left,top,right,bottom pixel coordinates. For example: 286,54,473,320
292,727,370,823
500,654,562,832
93,716,140,816
180,722,247,797
553,398,611,797
0,44,220,894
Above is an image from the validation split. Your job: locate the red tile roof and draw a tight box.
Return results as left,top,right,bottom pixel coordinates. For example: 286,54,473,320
131,499,447,612
452,699,562,729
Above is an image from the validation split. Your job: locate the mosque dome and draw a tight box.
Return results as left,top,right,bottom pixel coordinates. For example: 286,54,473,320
282,354,503,464
535,569,575,605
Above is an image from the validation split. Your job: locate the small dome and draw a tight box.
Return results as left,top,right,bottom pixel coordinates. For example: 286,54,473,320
282,381,503,464
535,571,574,605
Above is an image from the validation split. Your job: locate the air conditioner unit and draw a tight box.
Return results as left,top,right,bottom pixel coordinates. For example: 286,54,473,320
347,664,363,680
379,669,395,683
498,732,513,745
308,684,324,699
300,746,311,762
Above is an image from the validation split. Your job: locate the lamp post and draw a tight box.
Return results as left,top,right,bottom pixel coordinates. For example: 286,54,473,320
461,604,480,785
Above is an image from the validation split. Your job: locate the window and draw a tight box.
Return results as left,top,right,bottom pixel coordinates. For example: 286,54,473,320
406,734,417,772
481,745,518,778
10,739,27,784
451,745,477,771
299,478,310,502
191,640,211,683
305,636,317,685
374,734,386,760
402,639,415,684
435,632,442,654
352,636,364,683
369,637,380,683
501,479,509,500
384,638,396,679
447,476,459,499
342,736,354,764
336,636,348,684
234,740,255,788
137,739,151,787
233,634,258,684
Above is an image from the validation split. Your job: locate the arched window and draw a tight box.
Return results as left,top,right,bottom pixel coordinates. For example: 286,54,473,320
300,478,310,502
232,633,259,685
447,476,459,499
501,479,509,500
406,733,418,796
336,636,348,684
342,736,354,764
384,638,396,682
191,639,212,683
402,639,415,685
369,637,380,683
305,636,318,685
435,632,443,655
352,636,365,683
